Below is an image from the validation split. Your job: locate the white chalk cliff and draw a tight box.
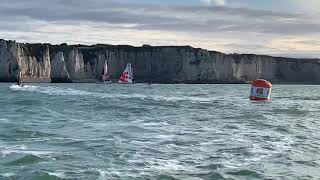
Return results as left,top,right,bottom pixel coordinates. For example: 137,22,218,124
0,39,319,84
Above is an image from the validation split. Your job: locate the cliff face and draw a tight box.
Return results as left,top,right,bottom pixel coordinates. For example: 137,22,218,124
0,40,19,82
0,39,320,84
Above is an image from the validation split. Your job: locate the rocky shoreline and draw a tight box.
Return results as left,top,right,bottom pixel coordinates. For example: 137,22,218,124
1,39,320,84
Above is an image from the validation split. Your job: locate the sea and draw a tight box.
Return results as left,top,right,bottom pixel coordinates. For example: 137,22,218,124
0,83,319,180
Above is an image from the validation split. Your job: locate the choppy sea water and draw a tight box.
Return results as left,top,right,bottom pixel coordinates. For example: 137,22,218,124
0,83,320,180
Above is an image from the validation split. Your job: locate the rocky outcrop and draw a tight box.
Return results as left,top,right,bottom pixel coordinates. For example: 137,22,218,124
0,39,319,84
51,52,71,82
0,40,19,82
17,43,51,80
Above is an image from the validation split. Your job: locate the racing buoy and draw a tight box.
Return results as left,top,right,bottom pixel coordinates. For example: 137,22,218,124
250,79,272,101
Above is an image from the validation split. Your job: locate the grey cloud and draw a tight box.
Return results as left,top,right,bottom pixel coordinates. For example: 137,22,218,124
0,0,320,59
0,0,319,36
294,40,320,46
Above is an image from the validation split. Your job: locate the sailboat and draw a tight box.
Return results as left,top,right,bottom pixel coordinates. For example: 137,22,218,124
101,61,112,84
118,63,135,84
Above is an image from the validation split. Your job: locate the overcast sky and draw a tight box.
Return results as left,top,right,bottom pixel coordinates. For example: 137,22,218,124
0,0,319,57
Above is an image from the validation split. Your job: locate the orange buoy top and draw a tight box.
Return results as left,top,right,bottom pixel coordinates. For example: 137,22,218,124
250,79,272,101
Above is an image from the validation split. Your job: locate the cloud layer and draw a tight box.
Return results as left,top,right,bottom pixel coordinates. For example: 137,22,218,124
0,0,319,57
200,0,226,6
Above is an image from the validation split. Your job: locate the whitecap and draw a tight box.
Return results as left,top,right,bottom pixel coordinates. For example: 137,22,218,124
9,84,218,104
47,171,67,179
0,118,9,123
146,159,191,172
0,144,54,157
97,169,114,180
1,172,15,177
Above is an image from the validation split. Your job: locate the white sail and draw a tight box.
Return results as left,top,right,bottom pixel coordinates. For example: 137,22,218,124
102,61,110,81
101,61,112,83
118,63,134,84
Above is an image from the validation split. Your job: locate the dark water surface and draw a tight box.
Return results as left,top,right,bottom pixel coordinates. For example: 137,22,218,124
0,83,319,180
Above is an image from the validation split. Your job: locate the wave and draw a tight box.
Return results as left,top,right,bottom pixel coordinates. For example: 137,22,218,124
196,163,224,170
274,95,320,101
0,144,54,158
272,107,310,116
0,118,9,123
97,169,111,180
226,169,262,179
10,129,55,138
154,174,181,180
294,160,319,167
10,85,93,96
1,170,68,180
9,85,219,103
0,173,16,178
200,172,226,180
5,154,44,166
30,171,67,180
1,149,53,157
0,128,57,142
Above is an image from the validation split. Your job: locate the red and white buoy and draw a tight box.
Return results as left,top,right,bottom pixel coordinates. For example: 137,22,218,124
250,79,272,101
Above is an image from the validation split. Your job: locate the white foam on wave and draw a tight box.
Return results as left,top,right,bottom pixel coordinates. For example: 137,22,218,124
152,94,217,103
47,171,67,179
1,149,53,157
9,84,216,103
0,144,54,157
1,173,15,177
10,84,92,96
96,168,143,179
0,118,9,123
105,93,218,103
147,158,192,172
155,134,175,141
97,169,108,180
96,168,125,180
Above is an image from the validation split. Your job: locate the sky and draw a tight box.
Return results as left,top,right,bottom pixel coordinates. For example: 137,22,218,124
0,0,319,58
